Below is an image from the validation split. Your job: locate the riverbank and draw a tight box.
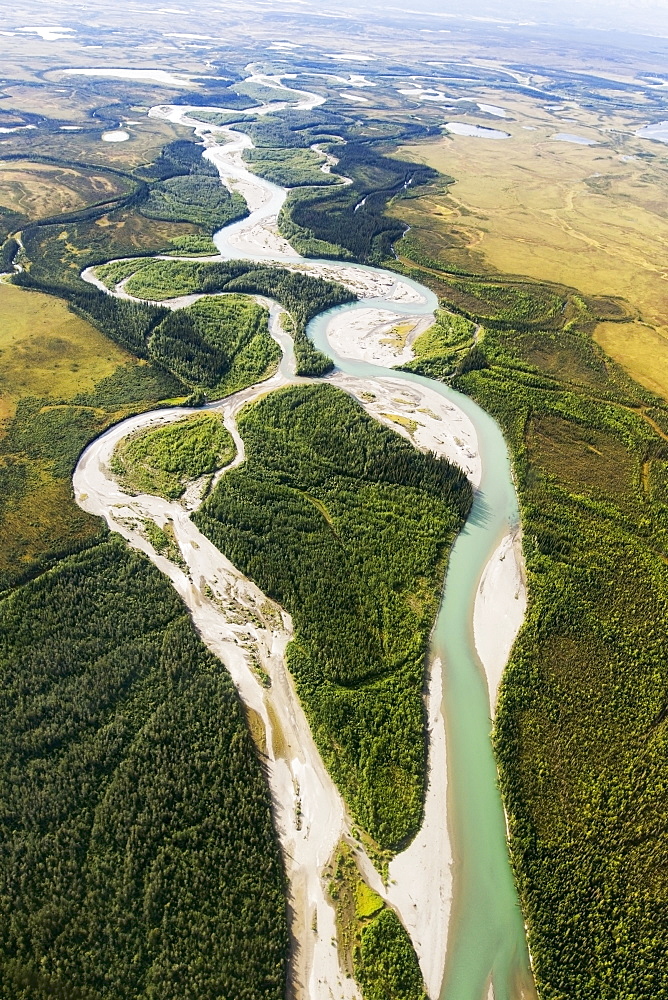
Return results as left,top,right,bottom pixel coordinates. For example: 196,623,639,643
326,307,431,367
72,320,478,1000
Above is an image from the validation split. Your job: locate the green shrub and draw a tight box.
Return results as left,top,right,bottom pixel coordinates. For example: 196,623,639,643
113,412,235,499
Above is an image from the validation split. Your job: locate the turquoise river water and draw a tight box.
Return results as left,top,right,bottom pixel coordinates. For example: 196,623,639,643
308,300,535,1000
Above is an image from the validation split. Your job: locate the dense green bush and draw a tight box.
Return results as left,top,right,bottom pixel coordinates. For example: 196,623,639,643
244,147,338,187
456,321,668,1000
195,384,471,847
356,909,427,1000
166,234,218,255
399,309,476,380
113,412,235,499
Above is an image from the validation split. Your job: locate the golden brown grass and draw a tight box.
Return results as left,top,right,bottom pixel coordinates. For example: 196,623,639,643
0,161,131,219
0,462,102,579
0,84,105,120
0,283,144,581
0,282,132,424
0,115,187,172
392,90,668,400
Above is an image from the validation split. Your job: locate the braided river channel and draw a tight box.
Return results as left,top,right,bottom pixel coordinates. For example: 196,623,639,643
76,77,536,1000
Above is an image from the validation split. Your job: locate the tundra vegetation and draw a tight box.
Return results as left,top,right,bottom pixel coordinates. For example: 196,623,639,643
384,123,668,996
0,282,183,590
13,141,245,288
393,123,668,400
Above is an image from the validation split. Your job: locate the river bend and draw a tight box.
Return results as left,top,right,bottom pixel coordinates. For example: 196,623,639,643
75,73,534,1000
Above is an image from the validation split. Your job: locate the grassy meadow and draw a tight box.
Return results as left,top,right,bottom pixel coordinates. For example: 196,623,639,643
0,282,131,416
392,106,668,399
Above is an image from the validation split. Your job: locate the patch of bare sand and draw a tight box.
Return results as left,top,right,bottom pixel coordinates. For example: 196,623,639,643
473,530,526,713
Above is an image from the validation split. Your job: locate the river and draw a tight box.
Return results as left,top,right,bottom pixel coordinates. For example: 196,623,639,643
309,310,535,1000
77,77,535,1000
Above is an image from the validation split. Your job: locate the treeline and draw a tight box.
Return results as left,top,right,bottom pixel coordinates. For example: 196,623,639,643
194,384,472,848
221,265,352,375
0,237,19,272
244,147,338,188
142,174,247,232
279,143,438,263
173,86,260,111
13,249,350,388
16,141,231,289
390,234,623,334
185,261,353,376
233,112,333,150
0,355,184,593
389,254,571,331
455,319,668,998
0,281,185,592
138,139,218,181
219,111,437,263
148,294,280,396
0,538,288,1000
91,258,354,377
329,843,427,1000
11,272,279,394
12,270,169,357
138,140,248,233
